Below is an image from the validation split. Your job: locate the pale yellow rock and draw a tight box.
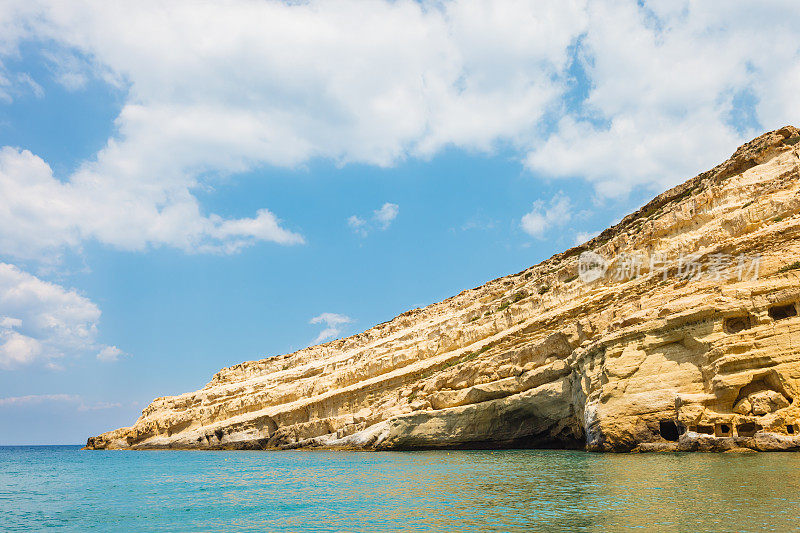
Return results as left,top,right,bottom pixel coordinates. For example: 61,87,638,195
86,126,800,453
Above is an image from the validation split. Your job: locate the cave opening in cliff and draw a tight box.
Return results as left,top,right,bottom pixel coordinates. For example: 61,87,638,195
723,315,751,334
788,424,796,435
696,425,714,435
768,303,797,321
715,423,732,437
659,421,680,441
736,422,757,437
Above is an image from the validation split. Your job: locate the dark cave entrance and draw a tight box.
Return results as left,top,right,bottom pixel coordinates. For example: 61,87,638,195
659,420,680,441
768,303,797,321
736,422,757,437
715,423,732,437
723,315,751,334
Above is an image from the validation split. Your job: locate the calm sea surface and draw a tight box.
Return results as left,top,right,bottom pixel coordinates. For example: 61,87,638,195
2,446,799,532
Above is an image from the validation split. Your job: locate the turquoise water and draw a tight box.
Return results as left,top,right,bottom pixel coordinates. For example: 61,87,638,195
2,446,799,532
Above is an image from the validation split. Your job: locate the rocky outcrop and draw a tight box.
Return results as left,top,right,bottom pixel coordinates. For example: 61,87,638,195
86,126,800,452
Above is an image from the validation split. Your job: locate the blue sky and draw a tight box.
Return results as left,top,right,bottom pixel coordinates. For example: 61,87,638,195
1,1,799,444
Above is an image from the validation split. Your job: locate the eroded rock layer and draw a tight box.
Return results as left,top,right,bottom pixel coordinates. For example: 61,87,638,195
87,126,800,452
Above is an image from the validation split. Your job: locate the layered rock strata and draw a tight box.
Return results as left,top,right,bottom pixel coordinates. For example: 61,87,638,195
87,126,800,452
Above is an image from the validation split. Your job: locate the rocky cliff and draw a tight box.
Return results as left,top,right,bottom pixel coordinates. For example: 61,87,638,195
86,126,800,453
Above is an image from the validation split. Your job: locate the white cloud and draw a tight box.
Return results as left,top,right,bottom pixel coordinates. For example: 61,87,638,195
525,1,800,196
0,393,121,410
0,65,44,103
77,400,121,411
0,0,797,259
309,312,353,345
348,202,400,237
574,230,600,246
0,393,79,407
0,146,304,261
347,215,368,238
96,345,124,362
42,50,93,91
0,0,584,259
373,203,400,230
520,193,573,238
0,262,118,369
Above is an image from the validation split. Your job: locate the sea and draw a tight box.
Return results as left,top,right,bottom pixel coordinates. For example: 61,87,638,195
1,446,799,532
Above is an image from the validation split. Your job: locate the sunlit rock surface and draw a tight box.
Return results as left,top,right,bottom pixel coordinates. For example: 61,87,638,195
86,126,800,452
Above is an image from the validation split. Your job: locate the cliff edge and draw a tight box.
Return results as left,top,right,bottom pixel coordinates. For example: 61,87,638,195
86,126,800,452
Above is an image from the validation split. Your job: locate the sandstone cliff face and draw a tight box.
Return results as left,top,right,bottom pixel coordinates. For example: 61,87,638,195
87,126,800,452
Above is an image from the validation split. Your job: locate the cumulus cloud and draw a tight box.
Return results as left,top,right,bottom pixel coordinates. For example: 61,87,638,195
0,0,797,259
309,312,353,345
373,203,400,230
0,0,583,259
525,1,800,196
0,262,119,369
0,146,304,261
96,346,124,363
520,193,573,238
348,202,400,237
